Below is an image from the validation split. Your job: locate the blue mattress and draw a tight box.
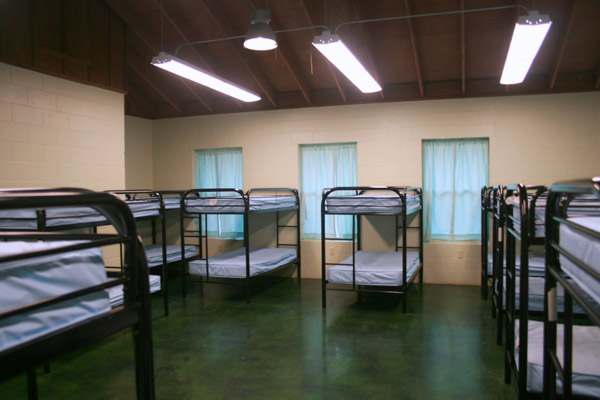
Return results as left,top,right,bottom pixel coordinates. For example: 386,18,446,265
106,275,161,308
327,250,420,286
486,253,545,277
0,206,106,229
184,195,297,214
126,200,161,218
560,217,600,305
516,320,600,397
324,194,420,214
163,197,181,210
505,276,586,314
144,245,197,267
189,247,297,278
0,241,110,352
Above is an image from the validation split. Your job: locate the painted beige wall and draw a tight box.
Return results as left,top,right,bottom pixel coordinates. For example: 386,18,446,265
125,116,153,189
149,92,600,284
0,62,125,190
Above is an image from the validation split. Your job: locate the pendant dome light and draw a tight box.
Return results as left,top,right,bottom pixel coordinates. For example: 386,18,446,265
244,8,277,51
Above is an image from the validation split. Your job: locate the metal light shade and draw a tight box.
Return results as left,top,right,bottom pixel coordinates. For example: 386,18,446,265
243,8,277,51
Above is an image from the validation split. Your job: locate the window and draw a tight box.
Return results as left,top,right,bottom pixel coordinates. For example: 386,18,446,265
422,138,489,241
299,143,357,239
196,147,243,238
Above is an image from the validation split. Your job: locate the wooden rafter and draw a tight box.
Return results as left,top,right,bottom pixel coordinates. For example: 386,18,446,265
404,0,424,97
199,0,277,107
350,0,384,99
549,0,577,91
460,0,466,95
299,0,346,103
104,0,214,113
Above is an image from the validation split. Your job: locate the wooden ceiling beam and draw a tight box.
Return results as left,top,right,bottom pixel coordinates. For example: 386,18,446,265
350,0,384,99
199,0,277,107
103,0,214,113
128,51,185,115
549,0,577,91
404,0,424,97
299,0,346,103
251,0,311,105
460,0,466,95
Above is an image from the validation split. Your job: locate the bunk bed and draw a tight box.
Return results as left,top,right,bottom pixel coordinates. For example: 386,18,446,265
543,177,600,399
490,185,507,345
0,188,154,399
107,190,197,316
320,186,423,313
481,186,494,299
180,188,301,303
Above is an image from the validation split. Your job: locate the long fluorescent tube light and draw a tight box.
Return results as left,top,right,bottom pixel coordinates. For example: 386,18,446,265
312,31,382,93
151,52,261,102
500,11,552,85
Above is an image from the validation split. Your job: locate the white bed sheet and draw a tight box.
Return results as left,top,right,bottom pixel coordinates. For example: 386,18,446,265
188,247,297,278
184,195,297,214
106,275,161,308
144,245,197,267
325,194,420,214
560,217,600,305
163,197,181,210
327,250,420,286
0,241,110,352
127,200,161,218
515,320,600,397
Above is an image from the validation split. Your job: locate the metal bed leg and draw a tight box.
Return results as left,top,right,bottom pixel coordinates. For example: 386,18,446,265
246,281,251,304
27,368,38,400
43,363,50,374
402,291,407,314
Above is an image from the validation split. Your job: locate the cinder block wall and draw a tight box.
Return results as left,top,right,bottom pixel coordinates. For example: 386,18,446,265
145,92,600,285
0,62,125,190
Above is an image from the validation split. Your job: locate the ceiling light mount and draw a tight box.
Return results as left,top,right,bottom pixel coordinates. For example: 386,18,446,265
244,8,277,51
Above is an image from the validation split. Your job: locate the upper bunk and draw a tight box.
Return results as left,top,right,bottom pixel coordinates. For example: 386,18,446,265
505,184,548,241
321,186,422,216
181,188,299,215
157,190,185,210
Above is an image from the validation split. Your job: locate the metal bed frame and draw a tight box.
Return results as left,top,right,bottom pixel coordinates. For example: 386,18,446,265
107,190,172,316
544,177,600,399
490,185,507,345
481,186,494,300
180,188,301,303
503,184,548,399
0,188,154,400
320,186,423,314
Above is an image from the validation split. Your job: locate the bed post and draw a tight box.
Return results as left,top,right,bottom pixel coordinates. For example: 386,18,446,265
296,190,302,280
244,193,251,304
27,368,38,400
159,193,169,316
419,188,424,286
402,191,408,314
321,189,327,309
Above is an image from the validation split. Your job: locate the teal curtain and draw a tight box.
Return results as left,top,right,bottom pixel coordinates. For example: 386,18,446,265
196,148,243,238
422,138,488,241
299,143,357,240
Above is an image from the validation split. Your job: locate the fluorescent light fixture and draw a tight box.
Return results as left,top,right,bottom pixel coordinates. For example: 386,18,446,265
312,31,382,93
151,52,261,102
244,9,277,51
500,11,552,85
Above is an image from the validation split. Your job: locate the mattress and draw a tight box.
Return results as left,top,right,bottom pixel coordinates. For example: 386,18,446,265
163,197,181,210
0,241,110,352
327,250,421,286
503,276,586,314
106,274,161,308
324,194,420,214
0,206,106,230
126,200,161,218
515,320,600,397
559,217,600,305
144,244,197,267
511,201,546,238
184,195,297,214
486,253,545,277
188,247,298,278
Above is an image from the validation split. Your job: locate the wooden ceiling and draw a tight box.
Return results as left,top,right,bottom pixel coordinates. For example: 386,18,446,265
2,1,600,119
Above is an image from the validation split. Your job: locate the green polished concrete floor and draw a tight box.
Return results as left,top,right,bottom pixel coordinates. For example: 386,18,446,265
1,278,517,400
